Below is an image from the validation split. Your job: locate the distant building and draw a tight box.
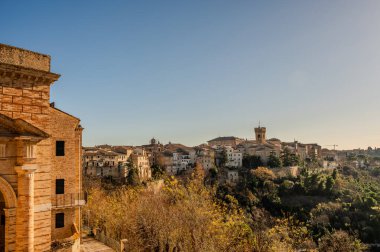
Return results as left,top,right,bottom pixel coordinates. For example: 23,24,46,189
142,138,164,165
237,126,282,163
226,170,239,184
207,136,244,148
130,149,151,181
224,146,243,168
237,125,321,164
157,143,195,175
195,145,216,170
83,148,129,179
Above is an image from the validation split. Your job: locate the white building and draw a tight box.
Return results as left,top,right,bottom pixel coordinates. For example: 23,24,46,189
225,146,243,168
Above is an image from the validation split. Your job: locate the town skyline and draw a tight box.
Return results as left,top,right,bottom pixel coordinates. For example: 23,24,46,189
2,1,380,149
85,123,378,151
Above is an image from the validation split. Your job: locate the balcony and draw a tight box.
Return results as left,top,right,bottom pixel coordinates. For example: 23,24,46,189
52,192,87,209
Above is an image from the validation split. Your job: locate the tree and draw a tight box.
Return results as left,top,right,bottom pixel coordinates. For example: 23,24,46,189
243,155,263,169
126,156,140,186
208,166,219,186
318,230,367,252
127,167,140,186
151,164,165,180
281,148,300,167
250,167,276,183
267,152,282,168
325,176,335,194
218,148,228,168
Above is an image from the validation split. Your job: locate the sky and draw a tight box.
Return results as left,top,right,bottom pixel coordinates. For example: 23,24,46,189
1,1,380,149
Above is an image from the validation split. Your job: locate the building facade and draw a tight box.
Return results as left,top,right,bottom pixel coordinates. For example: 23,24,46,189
83,148,129,179
130,149,151,181
0,44,83,251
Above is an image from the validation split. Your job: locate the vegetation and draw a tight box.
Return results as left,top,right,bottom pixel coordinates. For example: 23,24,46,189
84,162,379,251
218,148,228,168
281,147,300,167
267,152,281,168
151,164,165,179
243,155,263,169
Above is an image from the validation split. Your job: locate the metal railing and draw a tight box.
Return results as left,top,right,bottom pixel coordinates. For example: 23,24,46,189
52,192,87,208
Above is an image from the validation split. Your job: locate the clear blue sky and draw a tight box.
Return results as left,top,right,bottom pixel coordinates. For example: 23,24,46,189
1,1,380,149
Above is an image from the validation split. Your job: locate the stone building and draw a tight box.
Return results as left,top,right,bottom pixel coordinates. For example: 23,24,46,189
237,126,321,165
142,138,163,166
157,144,195,175
83,148,129,179
194,145,216,171
0,44,84,251
207,136,244,148
130,149,151,181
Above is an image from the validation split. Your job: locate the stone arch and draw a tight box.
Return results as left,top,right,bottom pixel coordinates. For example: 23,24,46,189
0,177,17,208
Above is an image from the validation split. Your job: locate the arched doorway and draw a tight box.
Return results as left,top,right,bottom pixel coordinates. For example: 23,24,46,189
0,193,5,252
0,177,17,252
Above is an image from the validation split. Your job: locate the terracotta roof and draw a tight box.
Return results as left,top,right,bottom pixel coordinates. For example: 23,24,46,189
164,143,194,154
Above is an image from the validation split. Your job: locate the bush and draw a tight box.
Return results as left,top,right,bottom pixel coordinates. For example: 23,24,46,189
318,230,367,252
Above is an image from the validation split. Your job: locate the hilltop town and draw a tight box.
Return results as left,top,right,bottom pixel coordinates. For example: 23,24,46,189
82,126,380,185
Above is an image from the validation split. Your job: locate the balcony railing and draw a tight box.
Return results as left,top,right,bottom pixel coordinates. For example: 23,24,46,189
52,193,87,208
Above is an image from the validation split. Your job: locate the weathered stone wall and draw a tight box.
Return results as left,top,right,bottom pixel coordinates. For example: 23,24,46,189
0,72,54,251
50,108,81,240
0,44,51,72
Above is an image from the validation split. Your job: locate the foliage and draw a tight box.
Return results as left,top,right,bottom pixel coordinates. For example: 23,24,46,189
267,152,282,168
318,230,367,252
281,147,300,167
84,172,255,251
218,148,228,168
84,157,380,250
151,164,165,180
126,167,140,186
243,155,263,169
250,167,276,182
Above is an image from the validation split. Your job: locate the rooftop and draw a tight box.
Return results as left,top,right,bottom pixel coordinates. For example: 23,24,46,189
208,136,241,142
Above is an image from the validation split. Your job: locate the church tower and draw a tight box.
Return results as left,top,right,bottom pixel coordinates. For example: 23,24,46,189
255,125,266,144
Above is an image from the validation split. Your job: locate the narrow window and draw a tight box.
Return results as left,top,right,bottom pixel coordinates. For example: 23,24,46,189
55,213,64,228
56,179,64,194
56,141,65,156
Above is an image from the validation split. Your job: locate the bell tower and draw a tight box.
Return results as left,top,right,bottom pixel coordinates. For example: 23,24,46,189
254,124,266,144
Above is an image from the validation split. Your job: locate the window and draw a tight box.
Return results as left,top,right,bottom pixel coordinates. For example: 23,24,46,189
56,179,64,194
0,144,5,158
56,141,65,156
55,213,64,228
26,144,35,159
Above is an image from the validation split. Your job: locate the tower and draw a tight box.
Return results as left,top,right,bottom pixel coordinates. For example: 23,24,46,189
255,126,266,144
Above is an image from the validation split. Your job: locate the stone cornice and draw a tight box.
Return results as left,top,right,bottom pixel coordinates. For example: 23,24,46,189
0,62,60,85
15,164,38,175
